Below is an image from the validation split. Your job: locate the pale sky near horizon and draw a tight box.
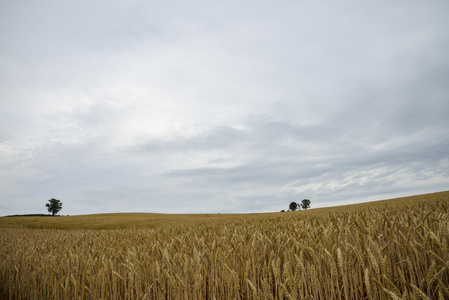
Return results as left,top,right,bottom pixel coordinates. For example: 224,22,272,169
1,1,448,215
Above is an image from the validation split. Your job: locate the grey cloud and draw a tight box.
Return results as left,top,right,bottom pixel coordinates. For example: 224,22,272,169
135,125,248,154
154,112,448,204
1,0,448,215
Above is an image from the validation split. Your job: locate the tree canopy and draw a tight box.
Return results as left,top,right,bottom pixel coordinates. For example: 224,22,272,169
46,198,63,216
289,202,298,211
301,199,311,210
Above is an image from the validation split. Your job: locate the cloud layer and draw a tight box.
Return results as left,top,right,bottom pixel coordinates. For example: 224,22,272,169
1,1,448,215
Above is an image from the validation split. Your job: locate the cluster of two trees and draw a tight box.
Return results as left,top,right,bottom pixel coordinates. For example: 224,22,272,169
289,199,310,211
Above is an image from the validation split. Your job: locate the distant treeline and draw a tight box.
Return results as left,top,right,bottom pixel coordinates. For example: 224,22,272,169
4,214,53,217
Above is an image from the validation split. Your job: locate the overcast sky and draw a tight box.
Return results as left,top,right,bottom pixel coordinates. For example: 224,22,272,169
1,1,448,215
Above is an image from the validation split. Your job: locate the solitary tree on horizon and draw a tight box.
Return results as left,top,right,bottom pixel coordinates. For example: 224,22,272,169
46,198,62,216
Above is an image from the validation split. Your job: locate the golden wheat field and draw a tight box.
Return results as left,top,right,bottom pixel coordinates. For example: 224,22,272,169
1,191,448,299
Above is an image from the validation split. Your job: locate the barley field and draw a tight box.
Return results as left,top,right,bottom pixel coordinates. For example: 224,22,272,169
1,191,448,299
